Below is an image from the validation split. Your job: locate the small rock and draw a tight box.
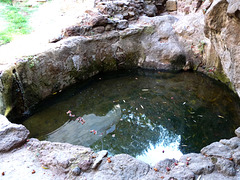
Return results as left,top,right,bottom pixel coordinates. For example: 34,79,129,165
116,20,129,30
48,34,63,43
114,14,124,20
166,0,177,11
144,4,157,17
235,127,240,138
92,26,105,34
72,167,81,176
92,150,108,169
90,15,108,27
128,11,135,18
78,159,93,171
105,24,114,31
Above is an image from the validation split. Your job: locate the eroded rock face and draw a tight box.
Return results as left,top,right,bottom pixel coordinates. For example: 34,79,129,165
2,15,186,120
0,114,29,152
204,0,240,96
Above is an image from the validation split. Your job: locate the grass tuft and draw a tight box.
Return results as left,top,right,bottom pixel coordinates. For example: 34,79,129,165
0,3,33,45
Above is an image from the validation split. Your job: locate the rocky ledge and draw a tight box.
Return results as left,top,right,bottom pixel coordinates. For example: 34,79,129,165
1,114,240,179
0,0,240,179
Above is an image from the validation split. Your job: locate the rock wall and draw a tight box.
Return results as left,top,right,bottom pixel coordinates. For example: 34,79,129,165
1,15,186,120
204,0,240,95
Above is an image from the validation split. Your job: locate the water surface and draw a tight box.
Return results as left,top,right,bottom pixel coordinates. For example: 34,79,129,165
23,70,240,165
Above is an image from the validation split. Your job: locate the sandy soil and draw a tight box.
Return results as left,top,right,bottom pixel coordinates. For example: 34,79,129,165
0,0,94,69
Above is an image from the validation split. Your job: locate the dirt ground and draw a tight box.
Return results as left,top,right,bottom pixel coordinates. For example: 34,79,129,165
0,0,94,68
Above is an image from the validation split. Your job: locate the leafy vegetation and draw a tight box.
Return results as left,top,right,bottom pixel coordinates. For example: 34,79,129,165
0,3,34,45
0,0,12,5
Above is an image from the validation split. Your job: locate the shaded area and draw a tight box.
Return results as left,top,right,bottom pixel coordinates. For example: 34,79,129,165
23,69,240,163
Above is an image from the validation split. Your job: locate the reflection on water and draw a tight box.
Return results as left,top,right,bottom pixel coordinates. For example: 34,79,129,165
46,105,121,146
23,70,240,164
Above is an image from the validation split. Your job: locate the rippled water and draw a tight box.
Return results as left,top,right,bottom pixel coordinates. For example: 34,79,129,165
23,70,240,165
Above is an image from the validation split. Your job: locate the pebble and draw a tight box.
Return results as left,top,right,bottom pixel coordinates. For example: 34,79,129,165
72,167,81,176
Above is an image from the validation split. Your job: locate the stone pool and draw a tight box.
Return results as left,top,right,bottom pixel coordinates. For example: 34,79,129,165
22,70,240,165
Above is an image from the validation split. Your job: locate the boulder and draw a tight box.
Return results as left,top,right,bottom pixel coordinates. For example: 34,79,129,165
144,4,158,17
166,0,177,11
0,115,29,152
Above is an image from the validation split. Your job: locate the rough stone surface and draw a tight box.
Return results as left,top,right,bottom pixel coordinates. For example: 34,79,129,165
204,0,240,96
78,159,93,171
154,158,177,173
220,137,240,149
166,167,195,180
1,121,240,179
179,153,215,175
232,150,240,165
0,114,29,152
215,158,236,176
26,138,93,177
201,142,232,159
84,154,150,179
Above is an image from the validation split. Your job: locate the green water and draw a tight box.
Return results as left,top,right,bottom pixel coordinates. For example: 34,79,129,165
23,70,240,165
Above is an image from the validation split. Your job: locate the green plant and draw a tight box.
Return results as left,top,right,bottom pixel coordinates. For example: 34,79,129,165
0,0,12,5
0,4,34,45
24,55,38,68
198,40,206,55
